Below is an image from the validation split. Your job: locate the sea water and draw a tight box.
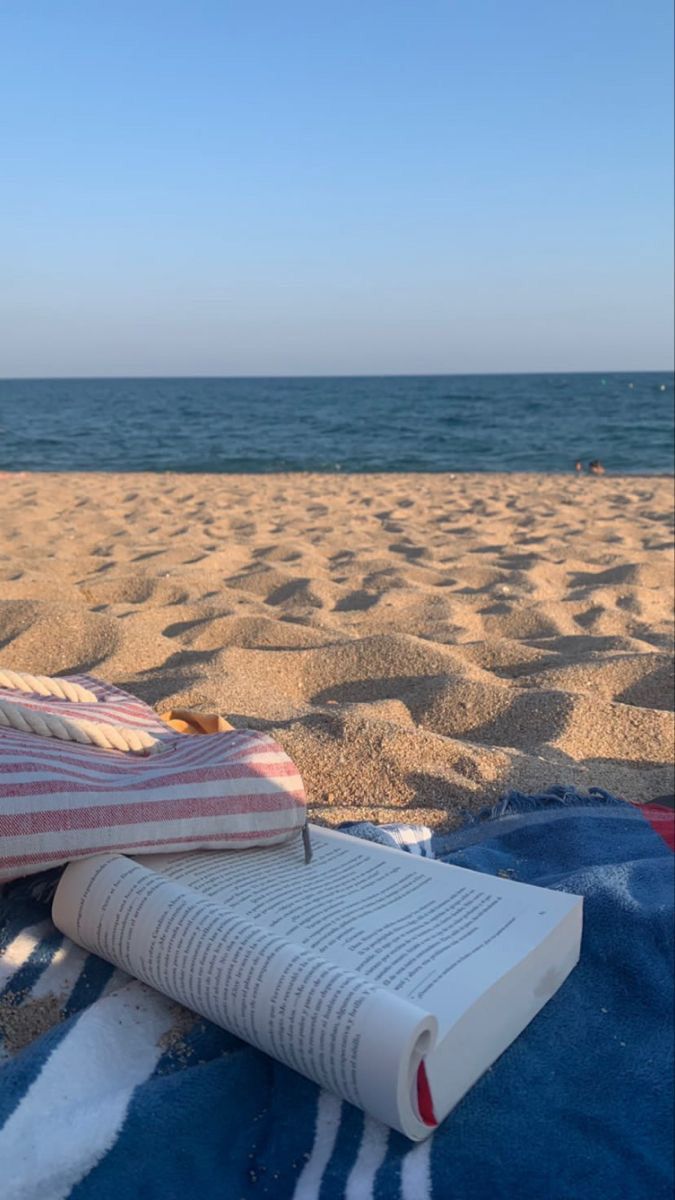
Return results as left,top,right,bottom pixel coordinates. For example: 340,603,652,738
0,373,672,474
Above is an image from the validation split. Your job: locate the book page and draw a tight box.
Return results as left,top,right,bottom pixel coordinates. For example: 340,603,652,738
138,825,579,1036
53,853,437,1140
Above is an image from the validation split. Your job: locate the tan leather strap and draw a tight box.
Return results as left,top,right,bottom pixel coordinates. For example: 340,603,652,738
159,709,234,735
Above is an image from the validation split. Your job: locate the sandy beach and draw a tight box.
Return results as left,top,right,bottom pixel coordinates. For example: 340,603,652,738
0,471,672,827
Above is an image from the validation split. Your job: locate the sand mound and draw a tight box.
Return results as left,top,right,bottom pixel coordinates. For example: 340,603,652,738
0,470,672,826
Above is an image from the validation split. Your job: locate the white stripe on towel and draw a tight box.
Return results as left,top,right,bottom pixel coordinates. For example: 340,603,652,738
345,1117,389,1200
0,921,53,988
380,824,432,856
100,967,135,998
30,940,90,1001
292,1090,343,1200
401,1135,433,1200
0,980,175,1200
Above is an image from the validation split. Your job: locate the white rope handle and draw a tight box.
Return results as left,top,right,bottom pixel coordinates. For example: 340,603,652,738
0,669,98,703
0,698,163,756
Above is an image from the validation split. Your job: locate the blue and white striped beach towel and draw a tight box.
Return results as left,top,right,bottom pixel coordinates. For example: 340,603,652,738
1,789,673,1199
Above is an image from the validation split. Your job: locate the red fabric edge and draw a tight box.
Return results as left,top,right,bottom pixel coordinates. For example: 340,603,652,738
416,1061,438,1126
638,802,675,851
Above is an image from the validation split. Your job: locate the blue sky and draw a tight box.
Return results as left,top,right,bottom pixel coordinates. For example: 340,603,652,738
1,1,673,376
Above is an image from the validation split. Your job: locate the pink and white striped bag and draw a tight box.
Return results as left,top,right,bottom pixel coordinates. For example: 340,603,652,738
0,671,307,881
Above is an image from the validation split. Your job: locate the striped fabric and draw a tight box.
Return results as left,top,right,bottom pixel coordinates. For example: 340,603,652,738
0,674,306,881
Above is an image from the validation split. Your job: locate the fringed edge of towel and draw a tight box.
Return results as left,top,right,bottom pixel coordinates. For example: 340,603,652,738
468,785,627,824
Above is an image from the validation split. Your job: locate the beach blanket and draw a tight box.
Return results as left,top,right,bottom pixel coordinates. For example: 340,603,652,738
0,788,672,1200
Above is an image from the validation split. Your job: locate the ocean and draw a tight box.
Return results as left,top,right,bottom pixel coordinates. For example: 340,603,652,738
0,373,672,474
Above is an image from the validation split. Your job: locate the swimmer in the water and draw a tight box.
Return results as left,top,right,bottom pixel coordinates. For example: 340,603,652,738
589,460,605,475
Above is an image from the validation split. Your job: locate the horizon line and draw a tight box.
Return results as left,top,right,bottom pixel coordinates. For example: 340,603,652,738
1,367,673,384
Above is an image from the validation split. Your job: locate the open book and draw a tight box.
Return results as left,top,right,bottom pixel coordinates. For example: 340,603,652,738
52,825,582,1141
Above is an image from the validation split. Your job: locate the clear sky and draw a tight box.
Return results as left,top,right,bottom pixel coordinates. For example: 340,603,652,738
1,0,673,377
